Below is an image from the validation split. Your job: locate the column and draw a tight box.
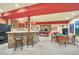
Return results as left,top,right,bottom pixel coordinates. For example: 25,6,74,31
27,16,31,31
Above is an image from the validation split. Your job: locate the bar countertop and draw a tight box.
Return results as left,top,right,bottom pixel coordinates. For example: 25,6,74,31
7,31,39,33
7,31,39,48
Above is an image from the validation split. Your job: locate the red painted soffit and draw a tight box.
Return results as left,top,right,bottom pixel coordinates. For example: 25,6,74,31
20,21,69,25
1,3,79,19
31,21,69,25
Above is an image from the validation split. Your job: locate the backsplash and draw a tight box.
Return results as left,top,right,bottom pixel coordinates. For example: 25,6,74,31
11,28,28,31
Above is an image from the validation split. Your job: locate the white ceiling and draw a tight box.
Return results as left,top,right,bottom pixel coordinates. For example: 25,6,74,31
16,10,79,22
30,10,79,22
0,3,37,13
0,3,79,22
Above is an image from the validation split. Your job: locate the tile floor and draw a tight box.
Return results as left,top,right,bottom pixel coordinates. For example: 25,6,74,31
0,36,79,55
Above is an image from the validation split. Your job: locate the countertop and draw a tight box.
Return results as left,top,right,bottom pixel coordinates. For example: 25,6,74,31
6,31,39,33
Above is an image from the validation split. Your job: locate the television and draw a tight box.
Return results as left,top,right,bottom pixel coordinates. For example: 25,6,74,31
62,28,68,35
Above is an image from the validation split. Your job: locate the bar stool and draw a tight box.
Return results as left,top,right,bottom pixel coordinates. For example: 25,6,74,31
35,32,40,42
51,34,56,42
57,35,69,47
72,35,76,45
26,33,34,48
14,34,23,51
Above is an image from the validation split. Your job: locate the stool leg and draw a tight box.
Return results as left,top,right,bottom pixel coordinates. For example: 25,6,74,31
72,39,73,43
64,42,66,47
72,39,75,45
51,38,52,42
27,39,29,48
38,36,40,42
38,33,40,42
32,39,34,47
59,42,61,46
21,39,23,50
14,40,16,51
67,41,69,44
58,40,61,46
74,39,75,45
14,43,16,51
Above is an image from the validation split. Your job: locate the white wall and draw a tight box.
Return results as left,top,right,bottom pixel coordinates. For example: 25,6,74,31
0,18,7,24
51,24,68,34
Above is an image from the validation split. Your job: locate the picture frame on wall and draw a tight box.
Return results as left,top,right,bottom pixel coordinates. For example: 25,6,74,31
40,25,51,32
53,26,57,30
51,25,57,31
69,23,74,33
40,25,51,37
31,25,40,31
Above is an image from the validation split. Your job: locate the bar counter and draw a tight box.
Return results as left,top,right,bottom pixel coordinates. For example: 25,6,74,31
7,31,39,48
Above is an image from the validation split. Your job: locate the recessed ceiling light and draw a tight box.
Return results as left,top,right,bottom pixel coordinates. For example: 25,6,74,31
65,17,69,20
15,4,19,7
71,13,75,16
0,9,3,12
17,9,26,13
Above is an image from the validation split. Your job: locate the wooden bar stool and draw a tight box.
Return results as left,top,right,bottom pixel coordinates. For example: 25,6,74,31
51,34,56,42
72,35,76,45
14,34,23,51
26,33,34,48
35,32,40,42
56,35,69,47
